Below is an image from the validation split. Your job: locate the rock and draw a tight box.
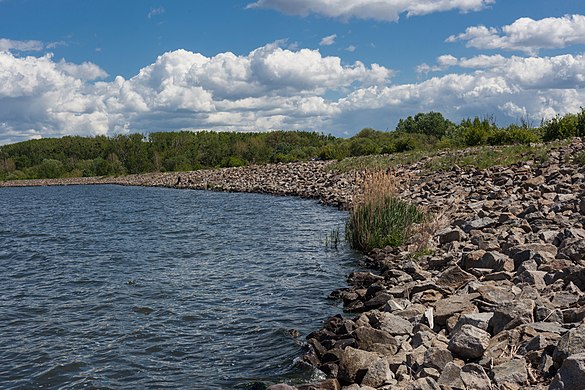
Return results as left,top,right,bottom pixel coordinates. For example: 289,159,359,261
372,312,414,336
553,323,585,364
516,270,547,290
549,352,585,390
348,272,384,288
439,227,466,245
360,357,394,388
338,347,381,385
404,377,441,390
423,347,453,371
352,326,399,355
558,238,585,261
451,312,494,334
492,359,528,388
448,324,491,360
435,265,476,290
489,299,535,334
437,362,465,388
268,385,297,390
462,217,498,233
433,294,479,326
460,363,492,390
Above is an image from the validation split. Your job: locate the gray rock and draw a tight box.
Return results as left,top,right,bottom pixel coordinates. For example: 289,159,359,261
516,270,547,290
558,238,585,261
448,324,491,360
489,299,535,334
360,357,394,388
423,347,453,371
451,312,494,334
268,385,297,390
462,217,497,233
439,227,466,245
338,347,381,385
352,326,399,355
492,359,528,387
553,323,585,364
550,352,585,390
437,362,465,388
460,363,492,390
404,377,441,390
433,294,479,326
375,312,414,336
435,265,476,290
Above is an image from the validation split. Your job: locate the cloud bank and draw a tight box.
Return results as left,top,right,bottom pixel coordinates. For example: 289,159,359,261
447,14,585,54
0,40,584,144
247,0,495,22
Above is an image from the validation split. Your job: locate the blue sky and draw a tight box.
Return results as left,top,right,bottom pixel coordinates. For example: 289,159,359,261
0,0,584,144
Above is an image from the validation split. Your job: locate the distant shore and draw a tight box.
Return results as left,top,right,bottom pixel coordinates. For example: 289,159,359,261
0,160,362,208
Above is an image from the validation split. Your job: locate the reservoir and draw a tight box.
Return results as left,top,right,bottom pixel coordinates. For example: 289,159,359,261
0,185,359,389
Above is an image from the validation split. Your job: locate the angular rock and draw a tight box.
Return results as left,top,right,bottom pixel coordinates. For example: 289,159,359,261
492,359,528,388
553,323,585,364
550,352,585,390
435,265,476,290
462,217,498,233
437,362,465,388
448,324,491,360
460,363,492,390
373,312,414,336
439,227,466,245
489,299,535,334
451,312,494,334
360,357,394,388
352,326,399,355
338,347,382,385
423,347,453,371
433,294,479,326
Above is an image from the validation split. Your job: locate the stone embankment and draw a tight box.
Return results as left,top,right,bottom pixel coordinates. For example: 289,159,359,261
279,138,585,390
0,160,361,208
4,139,585,389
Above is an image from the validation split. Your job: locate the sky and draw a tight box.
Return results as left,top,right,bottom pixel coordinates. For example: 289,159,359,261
0,0,584,145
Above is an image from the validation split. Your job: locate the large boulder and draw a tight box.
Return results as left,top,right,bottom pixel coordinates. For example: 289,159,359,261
338,347,392,387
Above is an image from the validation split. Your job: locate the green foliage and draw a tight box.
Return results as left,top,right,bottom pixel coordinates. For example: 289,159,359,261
575,151,585,167
349,137,380,156
346,196,424,251
396,112,455,138
542,108,585,141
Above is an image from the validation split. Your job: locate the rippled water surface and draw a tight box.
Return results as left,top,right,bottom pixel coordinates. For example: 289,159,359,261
0,185,360,389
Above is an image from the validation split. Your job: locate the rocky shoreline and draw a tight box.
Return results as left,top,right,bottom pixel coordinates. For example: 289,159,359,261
0,160,360,208
3,139,585,389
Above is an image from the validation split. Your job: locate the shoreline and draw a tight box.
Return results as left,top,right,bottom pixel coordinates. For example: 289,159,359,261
4,139,585,389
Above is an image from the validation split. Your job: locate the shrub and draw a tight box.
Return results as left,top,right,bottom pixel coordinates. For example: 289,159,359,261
346,172,424,252
542,113,579,141
349,137,380,156
396,112,455,138
487,125,541,145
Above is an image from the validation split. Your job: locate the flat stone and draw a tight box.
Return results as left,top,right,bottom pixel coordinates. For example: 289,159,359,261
352,326,399,355
433,294,479,326
492,359,528,387
462,217,497,233
448,324,491,360
374,312,414,336
451,312,494,334
516,270,547,290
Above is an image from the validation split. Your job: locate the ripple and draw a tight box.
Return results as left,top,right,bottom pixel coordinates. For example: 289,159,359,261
0,185,359,389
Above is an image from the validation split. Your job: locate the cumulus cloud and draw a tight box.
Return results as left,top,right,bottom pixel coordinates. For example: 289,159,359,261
319,34,337,46
447,14,585,54
247,0,495,22
1,41,584,145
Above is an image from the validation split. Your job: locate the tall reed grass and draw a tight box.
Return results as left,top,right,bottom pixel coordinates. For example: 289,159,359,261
346,171,424,252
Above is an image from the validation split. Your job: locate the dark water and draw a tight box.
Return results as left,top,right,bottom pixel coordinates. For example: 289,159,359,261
0,185,359,389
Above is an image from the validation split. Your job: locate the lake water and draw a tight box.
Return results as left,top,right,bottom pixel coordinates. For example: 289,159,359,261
0,185,360,389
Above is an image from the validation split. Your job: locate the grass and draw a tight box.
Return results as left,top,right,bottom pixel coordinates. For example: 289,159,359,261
329,140,569,174
575,151,585,167
345,171,425,252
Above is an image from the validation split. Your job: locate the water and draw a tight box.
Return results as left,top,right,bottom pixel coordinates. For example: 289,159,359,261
0,185,359,389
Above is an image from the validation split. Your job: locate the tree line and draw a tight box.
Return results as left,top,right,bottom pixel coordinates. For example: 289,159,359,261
1,109,584,181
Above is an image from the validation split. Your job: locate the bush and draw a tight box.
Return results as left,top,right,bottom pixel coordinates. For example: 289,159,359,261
349,138,380,156
541,110,585,141
396,112,455,138
346,172,424,252
487,125,541,145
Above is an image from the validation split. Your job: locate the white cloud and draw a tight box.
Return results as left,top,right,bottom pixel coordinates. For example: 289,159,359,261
447,14,585,54
247,0,495,22
345,45,357,52
1,42,584,145
0,38,44,52
319,34,337,46
148,6,165,19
